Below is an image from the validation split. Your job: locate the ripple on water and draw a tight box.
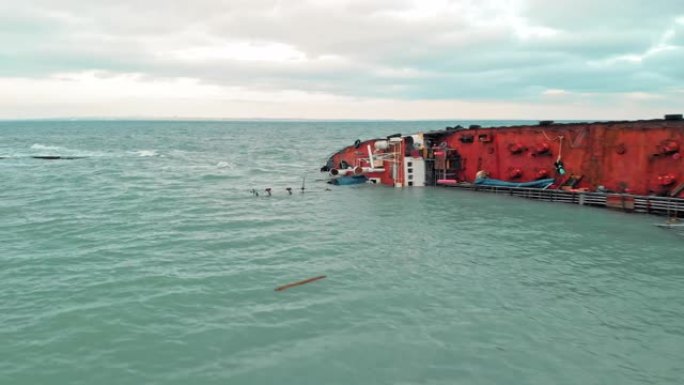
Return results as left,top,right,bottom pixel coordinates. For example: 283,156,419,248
1,121,683,385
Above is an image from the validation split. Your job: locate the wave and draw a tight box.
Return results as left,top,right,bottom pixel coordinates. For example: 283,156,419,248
1,144,160,160
30,144,65,151
130,150,159,157
216,161,235,169
29,143,107,158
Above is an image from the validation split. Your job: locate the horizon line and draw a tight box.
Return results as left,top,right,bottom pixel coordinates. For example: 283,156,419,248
0,116,603,123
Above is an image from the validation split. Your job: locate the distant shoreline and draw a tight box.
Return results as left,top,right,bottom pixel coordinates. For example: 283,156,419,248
0,118,591,123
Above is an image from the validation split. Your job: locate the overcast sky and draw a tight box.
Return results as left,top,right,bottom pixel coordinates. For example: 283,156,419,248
1,0,683,119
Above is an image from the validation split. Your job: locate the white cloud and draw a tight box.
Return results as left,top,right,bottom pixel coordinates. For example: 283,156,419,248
542,89,569,96
622,91,664,101
164,42,307,63
1,0,683,118
0,71,678,120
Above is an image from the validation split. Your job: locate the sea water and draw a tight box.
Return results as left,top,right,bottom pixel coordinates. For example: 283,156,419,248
1,120,682,385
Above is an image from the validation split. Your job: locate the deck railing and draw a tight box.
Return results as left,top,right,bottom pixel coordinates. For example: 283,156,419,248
440,183,684,217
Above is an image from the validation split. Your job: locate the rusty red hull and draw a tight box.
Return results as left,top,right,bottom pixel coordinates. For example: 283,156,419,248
322,117,684,198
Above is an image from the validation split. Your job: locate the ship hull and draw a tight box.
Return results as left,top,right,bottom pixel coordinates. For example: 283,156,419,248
322,116,684,217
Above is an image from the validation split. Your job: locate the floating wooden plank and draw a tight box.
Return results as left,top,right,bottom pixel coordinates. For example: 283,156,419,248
275,275,327,292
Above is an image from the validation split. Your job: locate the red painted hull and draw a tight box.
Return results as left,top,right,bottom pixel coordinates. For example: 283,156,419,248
323,118,684,198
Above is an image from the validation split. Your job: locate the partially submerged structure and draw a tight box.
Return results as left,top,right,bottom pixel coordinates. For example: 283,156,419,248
321,115,684,216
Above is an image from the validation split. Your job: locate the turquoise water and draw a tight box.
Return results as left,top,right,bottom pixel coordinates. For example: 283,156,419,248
1,121,682,385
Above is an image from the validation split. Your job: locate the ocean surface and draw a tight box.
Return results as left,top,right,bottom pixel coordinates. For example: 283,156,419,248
1,120,682,385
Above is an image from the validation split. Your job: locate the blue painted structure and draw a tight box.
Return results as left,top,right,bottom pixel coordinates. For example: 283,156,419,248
474,177,555,189
330,176,368,185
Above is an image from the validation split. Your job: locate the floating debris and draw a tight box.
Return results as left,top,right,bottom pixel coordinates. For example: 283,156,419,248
31,156,86,160
275,275,327,292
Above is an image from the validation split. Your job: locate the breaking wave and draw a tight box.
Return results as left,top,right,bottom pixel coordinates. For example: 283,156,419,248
216,161,235,169
132,150,159,157
30,144,65,152
29,143,107,158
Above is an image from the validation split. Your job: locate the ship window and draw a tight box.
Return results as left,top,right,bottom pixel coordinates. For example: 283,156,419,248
407,161,413,167
408,175,413,180
408,181,413,186
408,168,413,173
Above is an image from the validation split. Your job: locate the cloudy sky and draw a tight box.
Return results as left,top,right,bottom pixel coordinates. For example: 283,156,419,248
1,0,683,119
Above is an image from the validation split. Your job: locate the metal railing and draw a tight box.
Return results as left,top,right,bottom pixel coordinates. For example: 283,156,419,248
440,183,684,217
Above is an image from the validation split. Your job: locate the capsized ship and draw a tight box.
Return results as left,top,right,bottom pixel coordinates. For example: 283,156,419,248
321,115,684,217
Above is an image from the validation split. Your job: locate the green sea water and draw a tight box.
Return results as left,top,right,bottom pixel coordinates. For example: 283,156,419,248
1,120,682,385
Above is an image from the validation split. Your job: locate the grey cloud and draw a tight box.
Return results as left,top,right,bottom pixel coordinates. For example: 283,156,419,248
1,0,683,102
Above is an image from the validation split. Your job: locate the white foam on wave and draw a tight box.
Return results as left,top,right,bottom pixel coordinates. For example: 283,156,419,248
216,161,235,169
134,150,159,157
29,143,106,158
31,144,66,151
